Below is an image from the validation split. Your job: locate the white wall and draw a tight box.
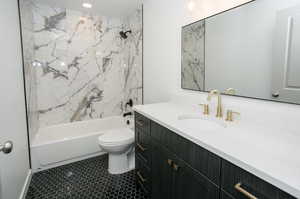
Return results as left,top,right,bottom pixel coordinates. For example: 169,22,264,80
143,0,184,103
0,1,30,198
19,0,39,143
183,0,253,25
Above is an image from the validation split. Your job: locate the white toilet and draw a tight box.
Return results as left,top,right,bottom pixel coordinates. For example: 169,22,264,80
98,128,135,174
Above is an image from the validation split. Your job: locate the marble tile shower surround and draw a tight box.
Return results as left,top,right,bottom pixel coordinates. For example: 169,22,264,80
20,0,39,141
181,21,205,90
30,2,143,127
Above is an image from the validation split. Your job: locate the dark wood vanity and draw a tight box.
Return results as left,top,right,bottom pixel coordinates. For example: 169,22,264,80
134,112,296,199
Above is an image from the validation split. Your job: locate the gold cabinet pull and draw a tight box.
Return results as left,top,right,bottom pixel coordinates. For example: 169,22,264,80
173,163,180,171
137,171,147,183
136,120,144,127
234,183,257,199
167,159,173,166
137,143,146,152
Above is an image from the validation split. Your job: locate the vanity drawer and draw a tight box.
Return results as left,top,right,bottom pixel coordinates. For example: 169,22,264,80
135,112,150,135
136,156,151,195
151,121,221,185
221,190,235,199
135,127,151,165
221,160,296,199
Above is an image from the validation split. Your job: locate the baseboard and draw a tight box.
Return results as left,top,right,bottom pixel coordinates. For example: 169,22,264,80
19,170,32,199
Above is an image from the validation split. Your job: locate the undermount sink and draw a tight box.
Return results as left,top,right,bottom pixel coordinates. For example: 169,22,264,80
177,114,227,128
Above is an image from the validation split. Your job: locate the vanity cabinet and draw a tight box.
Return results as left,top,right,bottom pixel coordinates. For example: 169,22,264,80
135,112,220,199
136,155,151,195
151,121,221,185
172,155,220,199
135,127,151,165
151,139,219,199
221,160,296,199
134,112,296,199
151,140,174,199
135,113,152,195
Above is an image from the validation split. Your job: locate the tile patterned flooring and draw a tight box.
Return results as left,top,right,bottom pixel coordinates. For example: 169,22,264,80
26,155,148,199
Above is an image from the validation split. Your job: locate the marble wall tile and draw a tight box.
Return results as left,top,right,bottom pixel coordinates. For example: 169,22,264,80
31,3,143,127
181,20,205,91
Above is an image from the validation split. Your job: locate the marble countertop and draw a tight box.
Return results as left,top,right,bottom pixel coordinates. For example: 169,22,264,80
133,102,300,198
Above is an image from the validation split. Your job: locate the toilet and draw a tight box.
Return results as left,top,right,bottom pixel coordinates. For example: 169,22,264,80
98,128,135,174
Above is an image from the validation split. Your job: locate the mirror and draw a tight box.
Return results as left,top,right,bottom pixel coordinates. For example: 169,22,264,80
181,20,205,91
182,0,300,104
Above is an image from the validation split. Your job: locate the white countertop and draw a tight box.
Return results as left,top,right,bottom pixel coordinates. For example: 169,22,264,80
134,102,300,198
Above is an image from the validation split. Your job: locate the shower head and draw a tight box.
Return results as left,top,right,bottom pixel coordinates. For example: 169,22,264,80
119,30,132,39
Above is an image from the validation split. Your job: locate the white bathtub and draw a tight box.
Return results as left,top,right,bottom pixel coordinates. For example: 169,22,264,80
31,116,133,171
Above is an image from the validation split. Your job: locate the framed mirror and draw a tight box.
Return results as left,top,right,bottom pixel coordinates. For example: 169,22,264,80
181,0,300,104
181,20,205,91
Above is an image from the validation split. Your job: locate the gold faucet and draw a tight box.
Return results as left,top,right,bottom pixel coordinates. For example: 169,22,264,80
225,88,236,95
225,110,240,122
199,104,209,115
207,89,223,118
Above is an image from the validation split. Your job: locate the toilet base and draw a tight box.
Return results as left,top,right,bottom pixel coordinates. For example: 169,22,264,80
108,151,135,174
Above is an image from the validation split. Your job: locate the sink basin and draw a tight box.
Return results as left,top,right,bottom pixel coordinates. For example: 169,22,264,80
177,114,227,128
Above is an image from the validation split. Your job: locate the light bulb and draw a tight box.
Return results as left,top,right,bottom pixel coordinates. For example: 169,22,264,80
188,1,195,11
82,3,92,8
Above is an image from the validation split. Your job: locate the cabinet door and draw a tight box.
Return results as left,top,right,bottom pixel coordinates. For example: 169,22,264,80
135,127,151,166
221,190,235,199
151,141,174,199
135,112,151,135
151,121,221,185
173,158,220,199
221,160,296,199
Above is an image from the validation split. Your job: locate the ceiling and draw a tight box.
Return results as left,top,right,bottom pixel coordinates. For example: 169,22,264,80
36,0,143,17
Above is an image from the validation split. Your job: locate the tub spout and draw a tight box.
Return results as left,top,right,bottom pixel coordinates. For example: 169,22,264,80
123,112,133,117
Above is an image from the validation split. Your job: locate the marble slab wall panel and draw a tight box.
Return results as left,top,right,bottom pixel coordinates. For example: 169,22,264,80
19,0,39,141
122,9,143,110
181,20,205,91
32,3,143,127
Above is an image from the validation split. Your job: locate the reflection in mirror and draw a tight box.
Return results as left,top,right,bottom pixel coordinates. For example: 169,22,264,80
181,20,205,91
181,0,300,104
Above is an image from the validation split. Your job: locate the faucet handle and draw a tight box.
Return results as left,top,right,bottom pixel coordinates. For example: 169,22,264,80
225,110,240,122
207,89,220,101
199,104,209,115
224,88,236,95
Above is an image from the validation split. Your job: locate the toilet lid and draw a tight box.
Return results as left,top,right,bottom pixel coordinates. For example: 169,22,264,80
98,128,134,145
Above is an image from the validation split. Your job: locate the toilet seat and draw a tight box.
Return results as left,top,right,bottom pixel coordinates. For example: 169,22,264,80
98,128,134,146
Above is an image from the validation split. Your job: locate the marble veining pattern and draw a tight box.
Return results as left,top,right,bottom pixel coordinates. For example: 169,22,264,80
181,20,205,91
31,2,143,127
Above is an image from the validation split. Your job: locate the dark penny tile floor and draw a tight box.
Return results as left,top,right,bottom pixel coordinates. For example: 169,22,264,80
26,155,148,199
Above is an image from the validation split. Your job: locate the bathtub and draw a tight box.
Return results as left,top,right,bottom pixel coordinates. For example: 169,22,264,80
31,116,133,171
